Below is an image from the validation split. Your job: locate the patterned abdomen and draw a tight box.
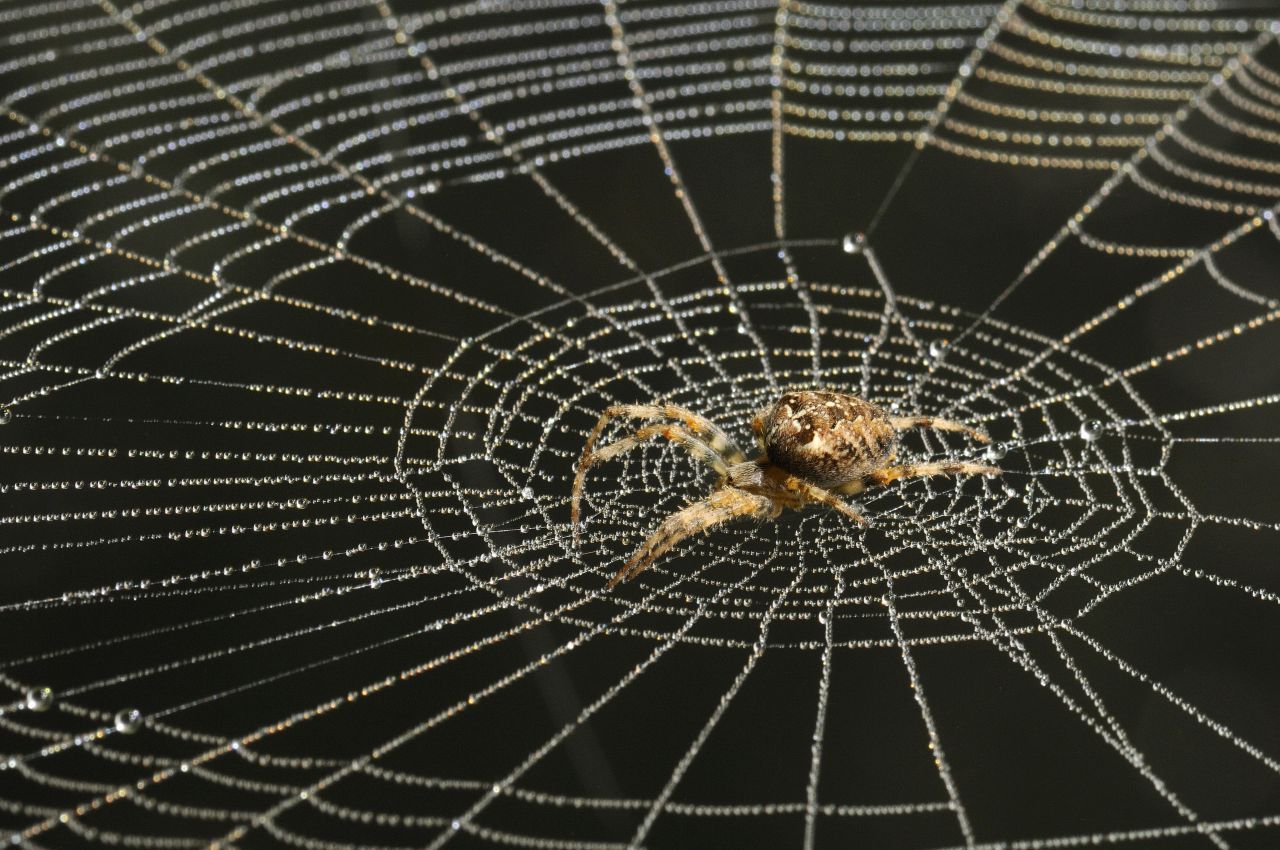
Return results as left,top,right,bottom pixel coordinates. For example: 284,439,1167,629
759,390,896,488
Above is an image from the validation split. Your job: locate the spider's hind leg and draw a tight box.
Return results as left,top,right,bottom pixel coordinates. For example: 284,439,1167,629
864,461,1000,489
608,488,778,588
889,415,991,444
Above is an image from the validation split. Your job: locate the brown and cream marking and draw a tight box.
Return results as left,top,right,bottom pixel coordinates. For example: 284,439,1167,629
572,390,999,588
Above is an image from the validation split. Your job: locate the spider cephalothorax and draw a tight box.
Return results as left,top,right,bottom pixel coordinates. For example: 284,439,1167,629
572,390,999,588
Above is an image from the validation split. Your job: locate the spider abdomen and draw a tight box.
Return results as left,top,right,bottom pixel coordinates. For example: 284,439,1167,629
758,390,896,488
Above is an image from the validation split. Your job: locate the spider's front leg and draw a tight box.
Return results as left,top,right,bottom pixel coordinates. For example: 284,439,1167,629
572,422,730,545
608,487,779,587
770,471,867,525
579,404,746,467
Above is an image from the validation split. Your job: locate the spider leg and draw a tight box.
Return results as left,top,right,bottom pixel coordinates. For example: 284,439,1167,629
579,404,745,470
659,403,747,463
608,487,779,588
772,472,867,525
572,423,730,545
863,460,1001,489
889,415,991,444
751,411,766,454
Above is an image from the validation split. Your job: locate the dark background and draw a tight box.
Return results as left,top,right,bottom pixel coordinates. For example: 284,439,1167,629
1,1,1279,848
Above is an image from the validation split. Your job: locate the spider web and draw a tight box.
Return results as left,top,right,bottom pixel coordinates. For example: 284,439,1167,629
1,0,1280,847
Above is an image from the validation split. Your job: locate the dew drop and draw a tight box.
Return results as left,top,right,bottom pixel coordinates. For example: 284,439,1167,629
983,444,1007,462
25,686,53,712
1080,420,1103,441
424,179,441,194
841,232,866,254
928,339,948,360
521,486,534,500
0,407,10,425
113,708,142,734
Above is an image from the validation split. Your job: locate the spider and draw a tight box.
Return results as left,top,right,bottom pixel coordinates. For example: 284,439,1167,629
572,390,1000,588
